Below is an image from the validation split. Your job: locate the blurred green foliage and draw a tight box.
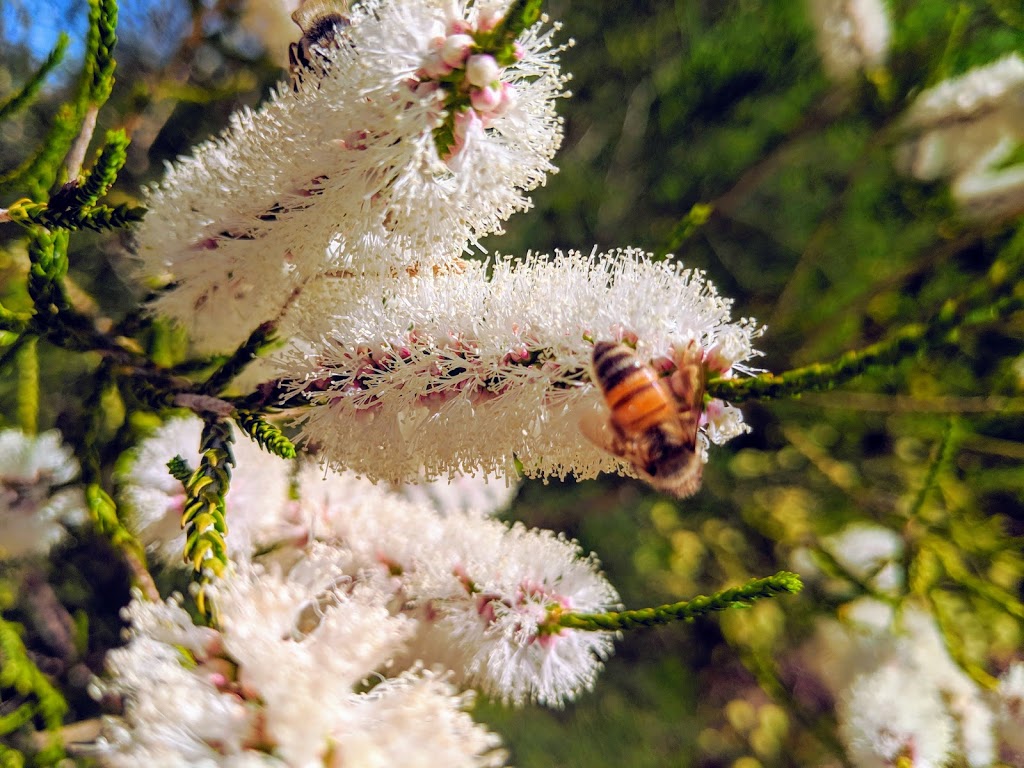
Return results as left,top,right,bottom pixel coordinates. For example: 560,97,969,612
1,0,1023,766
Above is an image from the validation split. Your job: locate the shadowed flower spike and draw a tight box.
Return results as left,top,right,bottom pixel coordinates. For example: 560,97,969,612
278,249,762,486
134,0,569,352
895,54,1024,220
0,428,87,559
97,552,507,766
802,599,996,768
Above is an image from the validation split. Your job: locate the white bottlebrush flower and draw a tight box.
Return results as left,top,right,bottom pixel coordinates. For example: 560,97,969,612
807,0,891,83
133,0,568,353
789,525,904,598
801,599,996,768
895,54,1024,220
116,416,296,564
840,662,955,768
0,428,87,559
899,54,1024,132
402,521,621,708
97,550,506,767
278,249,762,486
292,463,620,707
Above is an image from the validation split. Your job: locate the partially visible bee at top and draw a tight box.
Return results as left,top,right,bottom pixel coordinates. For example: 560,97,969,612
580,341,707,499
289,0,352,85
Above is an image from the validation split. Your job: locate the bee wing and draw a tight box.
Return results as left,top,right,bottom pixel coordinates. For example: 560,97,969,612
579,406,663,473
578,406,626,457
669,341,707,447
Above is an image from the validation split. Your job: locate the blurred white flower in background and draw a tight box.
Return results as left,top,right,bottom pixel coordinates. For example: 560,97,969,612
802,599,996,768
895,54,1024,220
0,428,87,559
807,0,891,83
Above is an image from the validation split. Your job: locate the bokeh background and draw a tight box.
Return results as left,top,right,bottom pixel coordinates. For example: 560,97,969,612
2,1,1024,765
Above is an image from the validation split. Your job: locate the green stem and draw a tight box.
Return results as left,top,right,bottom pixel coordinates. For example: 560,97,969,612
0,34,69,121
0,616,67,761
907,418,956,520
709,292,1024,403
556,572,802,631
15,338,38,436
203,322,276,394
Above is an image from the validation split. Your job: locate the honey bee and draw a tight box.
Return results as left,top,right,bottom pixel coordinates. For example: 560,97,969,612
581,341,706,498
289,0,352,82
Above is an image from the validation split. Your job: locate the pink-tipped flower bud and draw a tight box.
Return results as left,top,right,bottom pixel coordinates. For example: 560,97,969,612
477,9,502,32
470,83,503,113
441,33,475,67
420,36,454,78
446,18,472,35
452,107,483,144
466,54,500,88
494,82,516,115
513,41,526,61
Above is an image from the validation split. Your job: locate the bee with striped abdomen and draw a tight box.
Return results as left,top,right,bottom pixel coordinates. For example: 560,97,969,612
289,0,352,83
581,340,706,498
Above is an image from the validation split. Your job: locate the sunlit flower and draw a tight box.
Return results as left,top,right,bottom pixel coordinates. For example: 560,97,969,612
401,521,621,707
134,0,568,353
278,249,762,485
292,464,620,706
0,428,87,559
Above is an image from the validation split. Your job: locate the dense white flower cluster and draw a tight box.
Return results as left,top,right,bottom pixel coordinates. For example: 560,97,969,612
295,465,620,705
806,0,891,82
0,428,87,559
113,415,614,708
134,0,568,353
895,54,1024,220
279,249,761,484
97,554,507,767
117,416,519,563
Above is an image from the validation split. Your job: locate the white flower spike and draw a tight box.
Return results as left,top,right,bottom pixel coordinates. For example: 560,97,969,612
134,0,568,353
279,249,761,488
